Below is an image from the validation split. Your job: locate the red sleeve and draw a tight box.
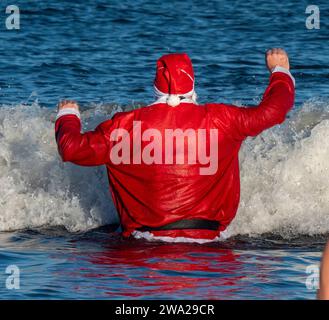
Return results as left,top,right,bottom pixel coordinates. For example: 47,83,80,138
209,72,295,140
55,115,113,166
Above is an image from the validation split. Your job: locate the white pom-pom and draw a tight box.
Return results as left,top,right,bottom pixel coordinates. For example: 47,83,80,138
167,95,181,107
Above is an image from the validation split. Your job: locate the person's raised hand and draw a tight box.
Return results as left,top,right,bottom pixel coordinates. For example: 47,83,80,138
58,100,79,112
265,48,290,72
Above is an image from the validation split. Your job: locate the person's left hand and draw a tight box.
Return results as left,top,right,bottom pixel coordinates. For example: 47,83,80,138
58,100,80,111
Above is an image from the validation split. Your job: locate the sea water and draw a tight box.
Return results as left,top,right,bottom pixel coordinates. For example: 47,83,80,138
0,0,328,299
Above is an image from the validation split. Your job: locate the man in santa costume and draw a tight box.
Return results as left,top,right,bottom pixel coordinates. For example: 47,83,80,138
55,48,295,242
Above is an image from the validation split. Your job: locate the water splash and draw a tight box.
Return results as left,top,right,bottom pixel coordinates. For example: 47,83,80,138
228,98,329,237
0,103,122,232
1,100,329,238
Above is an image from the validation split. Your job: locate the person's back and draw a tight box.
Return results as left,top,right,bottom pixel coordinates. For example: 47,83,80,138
55,50,295,242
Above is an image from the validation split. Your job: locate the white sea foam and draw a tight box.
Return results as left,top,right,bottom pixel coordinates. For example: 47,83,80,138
0,103,121,232
228,98,329,238
0,100,329,237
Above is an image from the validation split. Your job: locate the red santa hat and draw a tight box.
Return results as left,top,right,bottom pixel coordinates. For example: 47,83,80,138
154,53,196,107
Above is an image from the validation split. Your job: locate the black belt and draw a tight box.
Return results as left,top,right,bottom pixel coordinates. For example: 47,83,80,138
137,219,220,232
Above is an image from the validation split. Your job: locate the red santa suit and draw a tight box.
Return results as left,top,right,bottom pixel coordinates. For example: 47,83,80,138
55,53,295,242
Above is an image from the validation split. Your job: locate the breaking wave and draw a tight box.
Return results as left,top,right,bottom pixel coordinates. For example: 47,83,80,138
1,100,329,238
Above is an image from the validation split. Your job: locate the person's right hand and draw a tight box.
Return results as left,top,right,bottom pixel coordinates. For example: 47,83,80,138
58,100,80,112
265,48,290,72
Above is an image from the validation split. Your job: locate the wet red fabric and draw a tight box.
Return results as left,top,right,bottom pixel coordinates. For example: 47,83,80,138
55,72,294,238
154,53,194,94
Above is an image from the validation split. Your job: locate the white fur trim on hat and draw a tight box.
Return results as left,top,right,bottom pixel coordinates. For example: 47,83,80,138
151,86,198,107
191,91,198,102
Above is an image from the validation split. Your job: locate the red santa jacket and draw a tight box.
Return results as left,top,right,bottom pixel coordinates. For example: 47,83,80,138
55,71,295,239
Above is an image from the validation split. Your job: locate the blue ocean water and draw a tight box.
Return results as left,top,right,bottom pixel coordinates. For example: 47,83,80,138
0,0,329,299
